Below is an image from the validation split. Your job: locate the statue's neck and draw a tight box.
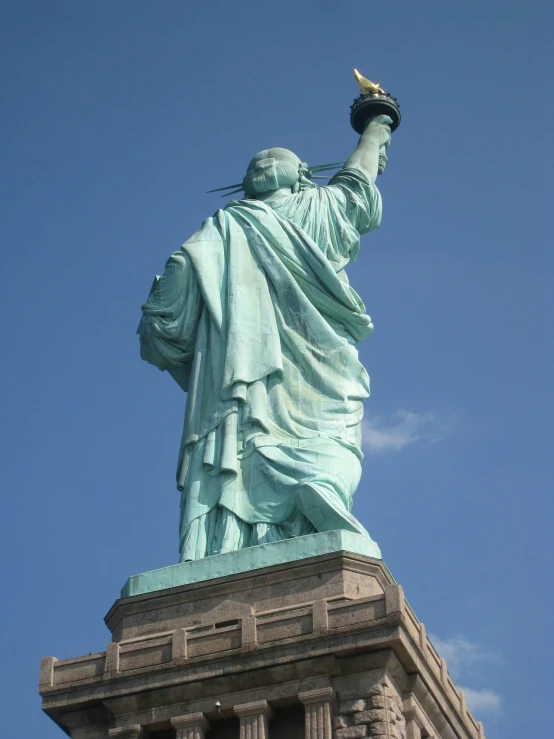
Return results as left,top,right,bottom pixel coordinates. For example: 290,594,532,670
254,187,292,203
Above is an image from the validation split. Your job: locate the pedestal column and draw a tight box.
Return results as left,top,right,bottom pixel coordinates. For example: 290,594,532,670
234,700,274,739
170,713,210,739
406,721,423,739
299,687,333,739
108,728,145,739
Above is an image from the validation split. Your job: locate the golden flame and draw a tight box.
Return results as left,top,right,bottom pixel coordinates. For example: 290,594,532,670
353,68,386,95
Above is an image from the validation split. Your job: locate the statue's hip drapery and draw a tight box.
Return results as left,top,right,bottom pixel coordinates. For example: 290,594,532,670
178,434,366,561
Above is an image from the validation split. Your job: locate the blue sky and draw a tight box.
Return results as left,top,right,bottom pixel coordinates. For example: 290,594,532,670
1,1,551,737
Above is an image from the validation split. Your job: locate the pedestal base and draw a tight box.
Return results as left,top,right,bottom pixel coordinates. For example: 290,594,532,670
121,530,382,598
39,542,485,739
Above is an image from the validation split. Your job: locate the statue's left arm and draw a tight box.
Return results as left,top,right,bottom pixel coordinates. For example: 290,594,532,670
138,251,203,392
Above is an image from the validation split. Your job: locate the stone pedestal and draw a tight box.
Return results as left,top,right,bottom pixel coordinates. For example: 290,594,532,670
39,543,486,739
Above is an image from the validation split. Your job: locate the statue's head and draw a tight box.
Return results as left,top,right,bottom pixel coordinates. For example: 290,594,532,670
242,148,303,197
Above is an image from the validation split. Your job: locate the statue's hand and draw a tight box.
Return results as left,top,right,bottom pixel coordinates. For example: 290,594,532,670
347,113,393,183
364,114,393,149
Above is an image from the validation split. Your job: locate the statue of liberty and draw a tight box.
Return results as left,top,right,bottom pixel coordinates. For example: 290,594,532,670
138,98,394,562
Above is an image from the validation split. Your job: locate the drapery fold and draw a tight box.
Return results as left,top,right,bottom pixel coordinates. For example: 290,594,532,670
139,168,382,559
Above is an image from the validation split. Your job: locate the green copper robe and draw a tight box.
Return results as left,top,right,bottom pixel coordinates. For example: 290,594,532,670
139,168,382,560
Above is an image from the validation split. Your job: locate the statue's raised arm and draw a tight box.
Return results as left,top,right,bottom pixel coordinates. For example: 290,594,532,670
345,114,392,183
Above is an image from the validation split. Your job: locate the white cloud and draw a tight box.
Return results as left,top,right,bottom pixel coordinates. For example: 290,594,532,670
459,687,503,716
429,634,485,679
429,634,503,717
362,410,452,454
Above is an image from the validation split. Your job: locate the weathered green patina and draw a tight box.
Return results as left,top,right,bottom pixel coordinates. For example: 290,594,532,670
139,115,393,562
121,530,382,598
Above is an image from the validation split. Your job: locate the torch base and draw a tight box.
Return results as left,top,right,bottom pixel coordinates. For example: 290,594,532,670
350,93,401,134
